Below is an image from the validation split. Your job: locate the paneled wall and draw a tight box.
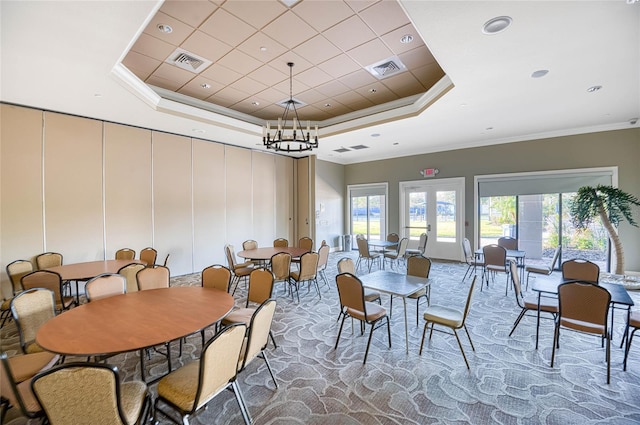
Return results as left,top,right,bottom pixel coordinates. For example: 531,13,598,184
0,104,295,297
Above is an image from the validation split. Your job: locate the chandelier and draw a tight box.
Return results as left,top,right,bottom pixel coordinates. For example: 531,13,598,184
263,62,318,152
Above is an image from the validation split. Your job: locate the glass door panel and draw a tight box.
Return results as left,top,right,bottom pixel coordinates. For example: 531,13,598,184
436,190,456,243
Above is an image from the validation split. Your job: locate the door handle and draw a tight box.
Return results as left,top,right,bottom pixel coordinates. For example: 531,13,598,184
427,224,431,231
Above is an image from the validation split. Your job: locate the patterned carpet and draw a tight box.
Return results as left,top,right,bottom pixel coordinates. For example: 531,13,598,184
2,251,639,424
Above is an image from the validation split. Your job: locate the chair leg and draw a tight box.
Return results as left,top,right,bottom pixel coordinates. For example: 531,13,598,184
463,324,475,352
335,314,348,349
232,381,253,425
551,324,560,367
419,321,429,355
453,329,471,369
624,327,637,371
259,350,279,389
363,322,376,364
269,330,278,349
606,330,611,384
509,308,528,336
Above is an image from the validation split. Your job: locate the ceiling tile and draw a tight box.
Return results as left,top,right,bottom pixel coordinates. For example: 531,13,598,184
222,0,288,30
178,77,225,100
204,94,237,108
152,63,196,86
181,30,233,63
295,66,333,88
213,85,251,103
262,10,318,49
146,74,184,91
247,65,289,87
345,0,379,13
158,0,218,28
231,76,269,97
292,0,354,32
323,15,376,52
130,33,175,62
217,49,263,75
332,90,376,110
199,63,243,85
358,0,409,36
317,54,361,79
236,32,289,63
412,62,446,90
311,100,352,116
315,80,350,98
346,38,393,68
296,88,326,105
122,52,160,80
355,82,398,104
142,11,195,46
200,8,257,47
298,104,333,121
399,45,437,70
381,72,425,98
380,23,426,56
292,35,342,66
271,51,314,74
338,68,378,90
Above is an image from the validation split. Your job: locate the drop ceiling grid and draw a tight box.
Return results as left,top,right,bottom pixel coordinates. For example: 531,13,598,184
124,0,445,122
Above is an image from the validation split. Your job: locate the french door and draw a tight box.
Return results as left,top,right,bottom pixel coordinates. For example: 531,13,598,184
348,183,387,243
399,178,464,261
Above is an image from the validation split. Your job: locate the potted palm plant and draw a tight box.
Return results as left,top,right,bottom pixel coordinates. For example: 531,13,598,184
569,185,640,275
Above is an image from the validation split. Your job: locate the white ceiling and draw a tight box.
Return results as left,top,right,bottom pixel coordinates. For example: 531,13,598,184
1,1,638,165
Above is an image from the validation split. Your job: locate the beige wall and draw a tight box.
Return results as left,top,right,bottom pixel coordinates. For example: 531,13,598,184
0,104,295,297
315,159,345,250
345,129,640,271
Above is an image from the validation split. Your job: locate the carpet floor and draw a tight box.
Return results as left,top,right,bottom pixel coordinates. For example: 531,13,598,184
2,251,639,424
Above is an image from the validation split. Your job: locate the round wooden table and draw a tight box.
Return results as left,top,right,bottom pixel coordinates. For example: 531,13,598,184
36,287,234,357
45,259,146,304
237,246,309,261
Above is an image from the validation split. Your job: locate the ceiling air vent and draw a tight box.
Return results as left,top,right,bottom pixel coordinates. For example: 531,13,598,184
349,145,369,150
365,56,407,80
165,48,212,73
334,148,351,153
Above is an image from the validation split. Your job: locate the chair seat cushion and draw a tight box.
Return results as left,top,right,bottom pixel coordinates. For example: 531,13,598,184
364,290,380,302
25,342,45,354
523,295,558,313
383,250,399,259
346,302,386,322
485,265,507,272
15,379,42,414
408,287,427,299
423,305,463,328
9,352,59,383
525,265,551,274
120,380,148,425
1,298,12,310
560,317,605,335
222,308,254,326
234,266,253,277
157,362,199,411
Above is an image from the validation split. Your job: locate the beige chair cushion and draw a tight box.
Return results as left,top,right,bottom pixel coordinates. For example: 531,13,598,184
364,290,380,302
120,380,149,425
346,302,386,322
157,362,199,412
8,352,58,384
222,308,253,326
630,311,640,328
408,288,426,299
424,305,463,328
525,265,551,274
523,294,558,313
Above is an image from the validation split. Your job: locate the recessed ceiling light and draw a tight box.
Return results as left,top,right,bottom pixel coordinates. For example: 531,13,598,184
400,34,414,44
393,142,399,145
201,83,211,89
93,93,102,98
192,129,205,134
369,88,377,94
157,24,173,34
486,127,494,131
482,16,512,34
531,69,549,78
587,85,602,93
371,133,380,137
260,46,267,52
324,103,332,108
251,101,260,106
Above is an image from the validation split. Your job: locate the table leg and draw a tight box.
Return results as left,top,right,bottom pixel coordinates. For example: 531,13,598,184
536,292,542,350
403,297,409,353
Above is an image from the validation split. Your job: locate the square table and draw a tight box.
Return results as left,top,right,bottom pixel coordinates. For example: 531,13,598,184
359,270,432,353
368,240,400,269
531,278,634,349
475,247,526,283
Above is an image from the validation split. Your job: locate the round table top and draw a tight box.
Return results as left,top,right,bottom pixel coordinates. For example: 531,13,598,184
237,246,309,261
45,259,146,281
36,286,234,356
